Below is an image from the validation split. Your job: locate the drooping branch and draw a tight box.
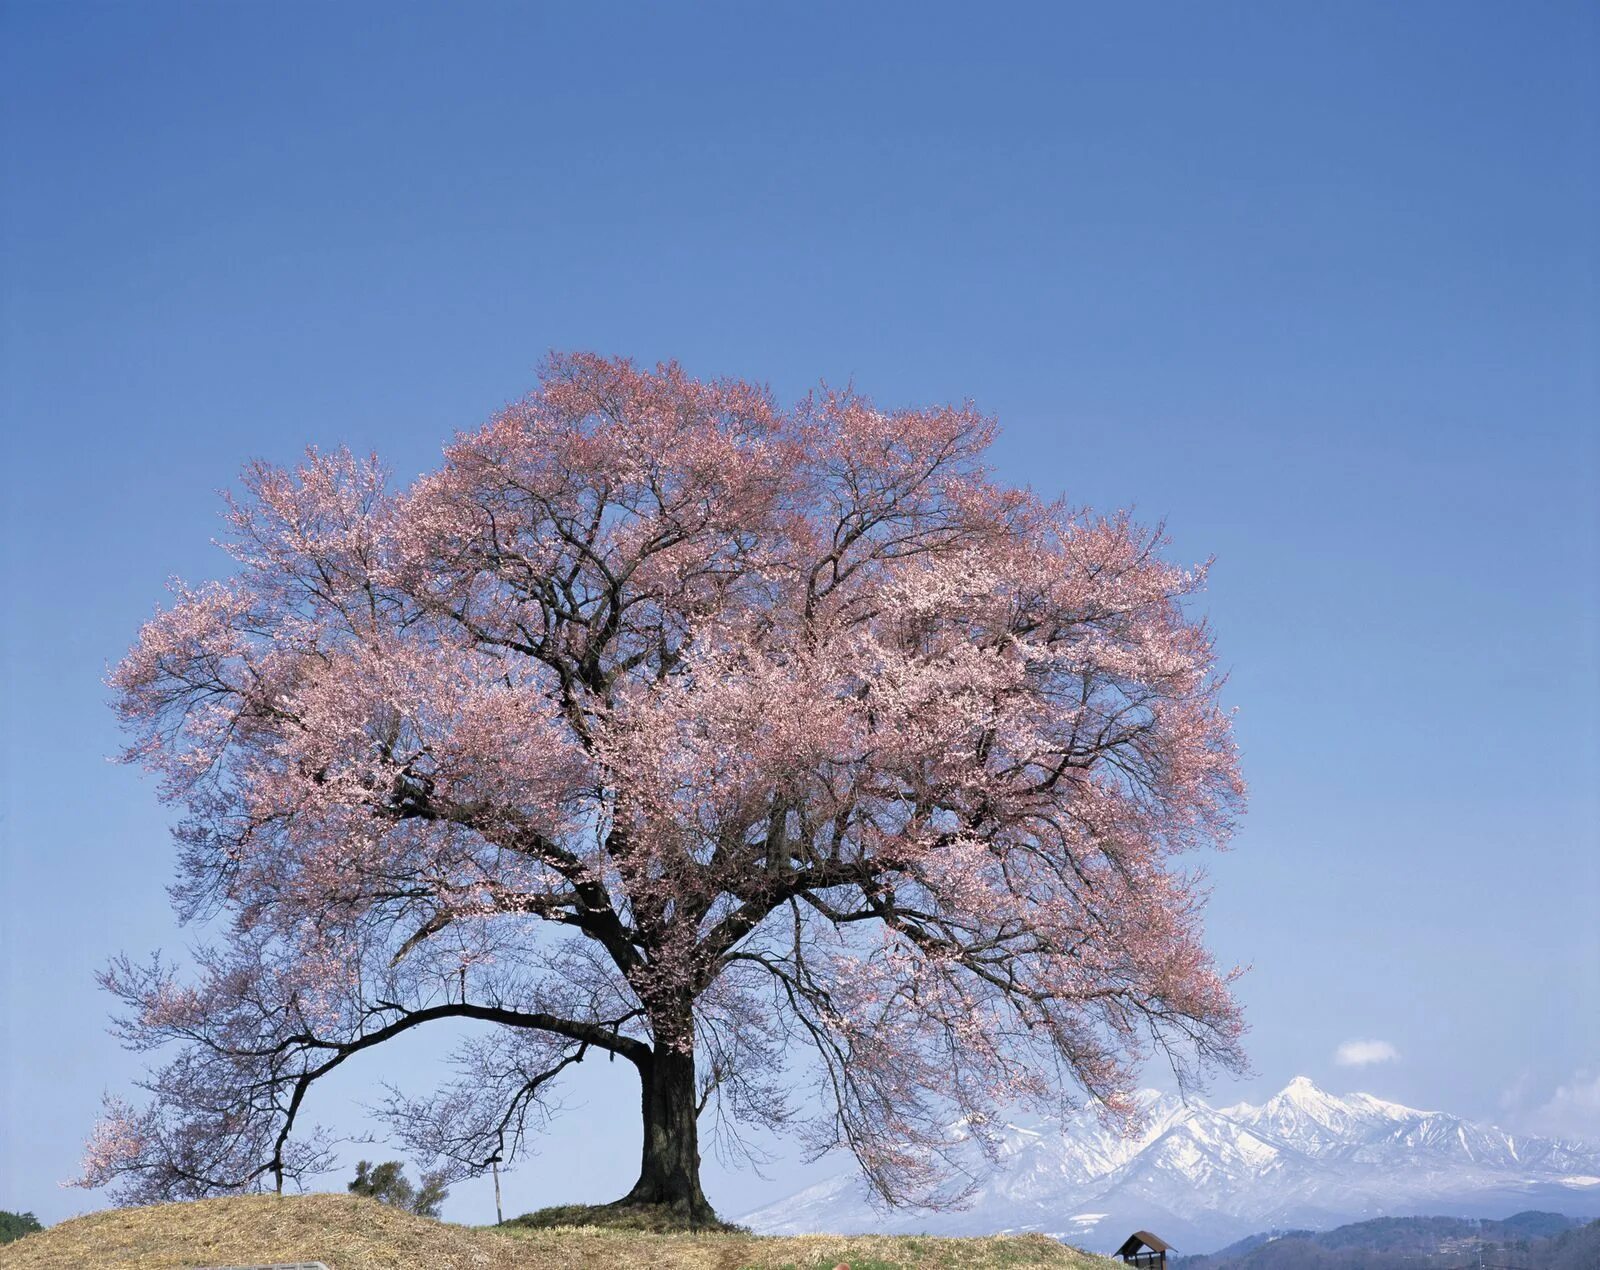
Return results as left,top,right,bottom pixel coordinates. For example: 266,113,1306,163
265,998,640,1190
381,1036,594,1181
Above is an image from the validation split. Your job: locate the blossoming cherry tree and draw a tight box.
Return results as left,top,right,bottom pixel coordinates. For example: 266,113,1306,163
84,353,1246,1225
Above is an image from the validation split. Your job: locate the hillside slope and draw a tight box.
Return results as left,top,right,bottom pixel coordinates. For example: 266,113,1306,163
0,1193,1115,1270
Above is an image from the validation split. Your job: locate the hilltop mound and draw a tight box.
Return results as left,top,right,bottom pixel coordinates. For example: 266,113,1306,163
0,1192,1113,1269
0,1194,512,1270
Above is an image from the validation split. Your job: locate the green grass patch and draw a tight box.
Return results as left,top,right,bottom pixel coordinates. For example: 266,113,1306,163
504,1200,746,1234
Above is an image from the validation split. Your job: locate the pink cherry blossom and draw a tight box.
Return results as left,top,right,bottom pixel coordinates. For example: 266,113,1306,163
85,353,1245,1222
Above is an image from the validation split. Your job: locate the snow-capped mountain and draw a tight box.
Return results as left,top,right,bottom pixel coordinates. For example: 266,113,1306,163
738,1077,1600,1255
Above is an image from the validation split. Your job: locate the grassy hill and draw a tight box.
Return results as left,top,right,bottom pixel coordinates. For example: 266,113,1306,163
0,1193,1118,1270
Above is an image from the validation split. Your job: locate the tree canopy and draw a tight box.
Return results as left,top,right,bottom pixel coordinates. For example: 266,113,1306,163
347,1160,448,1219
0,1210,44,1243
81,353,1245,1221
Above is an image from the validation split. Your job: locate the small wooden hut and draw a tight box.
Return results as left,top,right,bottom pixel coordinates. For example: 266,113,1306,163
1114,1230,1173,1266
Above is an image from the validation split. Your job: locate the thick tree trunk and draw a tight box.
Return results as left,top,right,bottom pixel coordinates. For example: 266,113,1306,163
617,1040,716,1225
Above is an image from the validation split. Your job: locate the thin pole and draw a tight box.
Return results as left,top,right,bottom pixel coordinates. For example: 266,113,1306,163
492,1159,503,1225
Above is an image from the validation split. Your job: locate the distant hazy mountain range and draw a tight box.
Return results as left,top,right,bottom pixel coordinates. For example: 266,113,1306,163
739,1076,1600,1255
1176,1211,1600,1268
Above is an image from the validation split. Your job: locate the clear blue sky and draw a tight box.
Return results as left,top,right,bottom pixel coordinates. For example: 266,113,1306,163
2,0,1595,1228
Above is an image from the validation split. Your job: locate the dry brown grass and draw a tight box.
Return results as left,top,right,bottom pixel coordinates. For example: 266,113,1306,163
0,1193,1119,1270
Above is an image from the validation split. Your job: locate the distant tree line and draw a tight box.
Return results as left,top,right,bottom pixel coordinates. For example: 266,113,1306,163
347,1160,449,1220
0,1210,43,1244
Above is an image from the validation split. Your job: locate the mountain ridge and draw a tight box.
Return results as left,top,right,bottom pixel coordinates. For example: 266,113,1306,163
1173,1210,1599,1268
738,1077,1600,1255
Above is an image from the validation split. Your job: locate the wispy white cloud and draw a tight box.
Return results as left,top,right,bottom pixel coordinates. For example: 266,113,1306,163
1334,1039,1399,1067
1514,1069,1600,1142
